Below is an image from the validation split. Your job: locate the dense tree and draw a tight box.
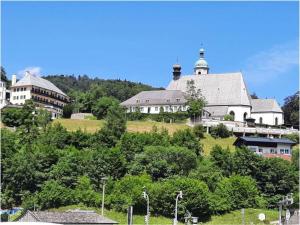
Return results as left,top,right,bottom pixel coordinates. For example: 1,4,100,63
210,145,233,177
1,66,8,82
282,91,299,127
171,128,202,155
1,108,24,127
129,146,197,180
62,103,74,118
193,124,205,139
210,124,231,138
92,97,119,119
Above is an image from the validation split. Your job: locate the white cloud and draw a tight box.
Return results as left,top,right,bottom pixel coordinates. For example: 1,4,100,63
243,40,298,85
17,66,42,78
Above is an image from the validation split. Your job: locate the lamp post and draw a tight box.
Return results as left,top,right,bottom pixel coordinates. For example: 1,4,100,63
101,177,108,216
174,191,183,225
278,193,293,225
142,188,150,225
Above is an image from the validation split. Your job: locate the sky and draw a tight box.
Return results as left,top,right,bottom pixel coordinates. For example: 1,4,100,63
1,1,299,104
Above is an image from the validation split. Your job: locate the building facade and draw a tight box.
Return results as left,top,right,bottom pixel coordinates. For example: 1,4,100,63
234,136,295,161
9,72,69,118
122,48,284,126
0,80,10,109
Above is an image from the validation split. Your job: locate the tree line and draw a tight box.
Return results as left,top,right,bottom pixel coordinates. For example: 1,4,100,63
1,100,298,222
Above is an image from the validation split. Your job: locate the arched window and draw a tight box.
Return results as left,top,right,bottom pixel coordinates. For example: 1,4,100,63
243,112,247,121
259,117,263,124
275,117,278,126
229,111,235,121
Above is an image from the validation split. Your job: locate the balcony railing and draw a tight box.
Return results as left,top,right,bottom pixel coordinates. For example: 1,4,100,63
31,88,69,103
32,95,64,109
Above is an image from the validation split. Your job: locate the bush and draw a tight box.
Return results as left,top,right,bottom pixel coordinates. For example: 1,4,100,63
223,114,234,121
210,123,231,138
1,107,23,127
92,97,119,119
193,124,205,139
129,146,197,180
62,104,74,118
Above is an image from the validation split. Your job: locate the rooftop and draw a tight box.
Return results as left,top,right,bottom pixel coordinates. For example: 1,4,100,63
251,98,283,113
234,136,296,145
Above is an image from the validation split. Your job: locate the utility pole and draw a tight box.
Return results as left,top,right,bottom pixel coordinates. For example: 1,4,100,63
101,177,108,216
142,188,150,225
174,191,183,225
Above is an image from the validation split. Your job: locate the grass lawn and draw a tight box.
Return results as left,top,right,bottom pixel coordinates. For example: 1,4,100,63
51,205,184,225
49,205,278,225
201,133,237,155
54,118,188,135
204,208,278,225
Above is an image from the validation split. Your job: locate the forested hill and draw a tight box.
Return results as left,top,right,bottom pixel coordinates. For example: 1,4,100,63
44,75,163,102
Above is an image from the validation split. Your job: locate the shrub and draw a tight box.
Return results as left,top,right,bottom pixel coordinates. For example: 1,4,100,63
223,114,234,121
1,107,23,127
62,103,74,118
193,124,205,139
210,123,231,138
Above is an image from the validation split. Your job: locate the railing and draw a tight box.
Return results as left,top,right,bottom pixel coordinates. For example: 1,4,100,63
32,96,64,109
31,88,69,103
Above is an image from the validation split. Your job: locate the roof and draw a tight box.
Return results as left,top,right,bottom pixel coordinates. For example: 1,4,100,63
21,210,118,224
204,106,228,117
251,99,283,113
11,74,67,96
166,72,251,106
121,90,187,106
234,136,296,145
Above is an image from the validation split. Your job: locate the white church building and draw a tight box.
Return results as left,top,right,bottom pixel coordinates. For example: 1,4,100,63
121,49,284,126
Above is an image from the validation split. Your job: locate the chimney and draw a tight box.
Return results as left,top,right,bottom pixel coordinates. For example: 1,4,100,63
25,71,31,76
12,74,17,86
173,64,181,80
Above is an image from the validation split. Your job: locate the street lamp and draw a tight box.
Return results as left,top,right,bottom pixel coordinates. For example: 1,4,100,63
174,191,183,225
278,193,293,225
142,188,150,225
101,177,108,216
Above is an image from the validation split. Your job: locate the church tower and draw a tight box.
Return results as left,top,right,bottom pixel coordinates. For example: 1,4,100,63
194,48,209,75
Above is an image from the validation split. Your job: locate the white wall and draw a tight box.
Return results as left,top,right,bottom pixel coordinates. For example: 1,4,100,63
10,88,31,105
126,104,187,114
227,106,251,122
0,81,7,109
251,112,284,126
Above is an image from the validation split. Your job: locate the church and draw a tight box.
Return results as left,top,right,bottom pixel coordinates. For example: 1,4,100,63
121,49,284,126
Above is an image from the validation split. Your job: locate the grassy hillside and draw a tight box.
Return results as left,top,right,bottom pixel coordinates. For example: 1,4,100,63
49,205,278,225
54,118,188,135
201,133,236,155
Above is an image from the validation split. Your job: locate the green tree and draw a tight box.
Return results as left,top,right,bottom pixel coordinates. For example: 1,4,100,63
1,66,8,82
36,109,52,129
171,128,202,155
62,103,74,118
210,123,231,138
92,96,119,119
210,145,233,177
1,108,23,127
292,146,299,170
129,146,197,180
282,92,299,127
193,124,205,139
223,114,234,121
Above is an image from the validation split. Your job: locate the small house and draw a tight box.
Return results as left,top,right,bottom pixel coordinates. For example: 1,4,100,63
233,136,296,161
17,210,118,225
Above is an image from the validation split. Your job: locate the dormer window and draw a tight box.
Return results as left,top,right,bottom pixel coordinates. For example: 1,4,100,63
146,100,149,103
176,98,180,102
136,99,140,103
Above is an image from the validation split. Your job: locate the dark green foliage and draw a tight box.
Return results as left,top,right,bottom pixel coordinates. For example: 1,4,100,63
36,109,52,129
107,175,152,213
1,108,23,127
282,91,299,127
129,146,197,180
189,158,223,191
210,123,231,138
193,124,205,139
62,103,74,118
211,175,263,213
118,129,170,162
292,146,299,170
1,66,8,82
35,180,74,209
283,133,299,144
151,178,211,219
223,114,234,121
92,97,119,119
210,145,233,176
95,104,126,147
171,128,203,155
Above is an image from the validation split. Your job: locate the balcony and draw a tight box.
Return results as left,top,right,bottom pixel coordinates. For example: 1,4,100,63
31,88,69,103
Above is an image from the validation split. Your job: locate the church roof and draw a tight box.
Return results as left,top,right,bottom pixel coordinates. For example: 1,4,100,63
166,72,251,106
11,73,67,96
251,99,283,113
121,90,187,106
204,106,229,117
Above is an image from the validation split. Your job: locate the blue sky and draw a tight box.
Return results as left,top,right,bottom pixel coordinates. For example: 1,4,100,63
2,1,299,104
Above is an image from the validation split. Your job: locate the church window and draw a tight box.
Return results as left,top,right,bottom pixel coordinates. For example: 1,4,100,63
198,71,201,75
275,117,278,126
259,117,263,124
229,111,235,121
243,112,247,121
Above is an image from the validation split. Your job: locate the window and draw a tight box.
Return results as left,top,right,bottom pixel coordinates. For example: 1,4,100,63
270,149,275,154
140,107,144,111
285,149,289,154
136,99,140,103
229,111,235,121
155,107,158,111
24,88,26,91
176,98,180,102
146,100,149,103
258,148,263,153
17,88,19,92
173,106,177,111
243,112,247,121
280,149,284,154
249,147,256,152
275,117,278,126
259,117,263,124
165,106,169,111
